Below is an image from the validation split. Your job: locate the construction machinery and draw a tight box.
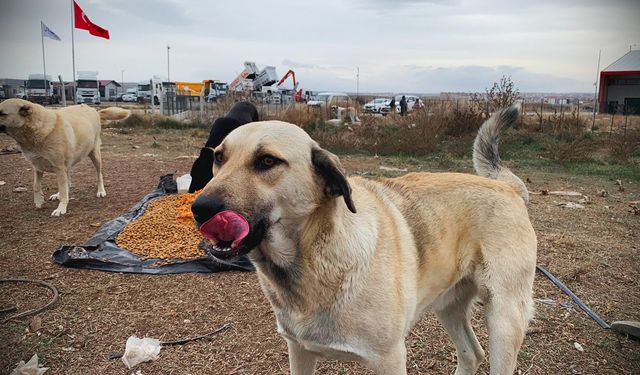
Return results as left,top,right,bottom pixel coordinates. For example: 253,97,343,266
276,70,303,102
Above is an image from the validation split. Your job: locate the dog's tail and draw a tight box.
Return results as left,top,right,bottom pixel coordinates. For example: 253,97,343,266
98,107,130,124
473,104,529,203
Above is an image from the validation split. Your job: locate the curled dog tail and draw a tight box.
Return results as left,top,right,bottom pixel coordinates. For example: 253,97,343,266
473,104,529,203
98,107,130,124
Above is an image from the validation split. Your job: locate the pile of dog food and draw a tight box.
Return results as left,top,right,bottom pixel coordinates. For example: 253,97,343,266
116,191,205,259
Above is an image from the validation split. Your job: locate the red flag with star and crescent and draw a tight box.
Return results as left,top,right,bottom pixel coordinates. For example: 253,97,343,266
74,1,110,39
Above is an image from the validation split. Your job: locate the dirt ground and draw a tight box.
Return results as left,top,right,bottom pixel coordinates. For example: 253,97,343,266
0,127,639,375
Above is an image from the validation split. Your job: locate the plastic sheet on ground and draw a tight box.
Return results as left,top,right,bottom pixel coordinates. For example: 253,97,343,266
52,175,253,274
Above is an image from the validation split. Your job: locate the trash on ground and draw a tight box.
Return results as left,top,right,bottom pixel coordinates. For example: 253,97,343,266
10,354,48,375
548,191,583,196
534,298,556,306
578,195,592,204
176,174,192,194
13,187,28,193
598,189,609,197
121,336,161,369
558,202,584,209
379,166,408,172
574,342,584,352
0,180,6,186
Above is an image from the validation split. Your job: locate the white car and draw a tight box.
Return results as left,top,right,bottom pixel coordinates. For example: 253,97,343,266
122,93,137,102
363,98,390,113
381,95,421,114
307,92,350,107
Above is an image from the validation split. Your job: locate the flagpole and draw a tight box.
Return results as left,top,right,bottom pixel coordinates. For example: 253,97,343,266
70,0,76,103
41,21,48,103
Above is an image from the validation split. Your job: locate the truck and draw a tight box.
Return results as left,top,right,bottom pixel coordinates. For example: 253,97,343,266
26,74,58,104
207,80,228,102
229,61,282,103
75,71,100,105
174,80,229,102
137,76,171,105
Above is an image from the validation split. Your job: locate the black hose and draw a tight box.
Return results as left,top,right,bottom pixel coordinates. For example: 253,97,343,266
536,265,610,329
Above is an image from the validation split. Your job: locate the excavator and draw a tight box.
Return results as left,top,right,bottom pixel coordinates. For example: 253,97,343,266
276,69,303,102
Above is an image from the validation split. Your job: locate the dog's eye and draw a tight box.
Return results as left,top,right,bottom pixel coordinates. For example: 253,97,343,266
255,155,280,171
214,151,224,165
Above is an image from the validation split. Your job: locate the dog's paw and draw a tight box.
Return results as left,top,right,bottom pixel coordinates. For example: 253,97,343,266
96,190,106,198
49,192,60,201
51,207,67,216
34,195,45,208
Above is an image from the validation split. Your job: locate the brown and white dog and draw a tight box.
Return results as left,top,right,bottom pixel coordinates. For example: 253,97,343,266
191,105,536,374
0,99,129,216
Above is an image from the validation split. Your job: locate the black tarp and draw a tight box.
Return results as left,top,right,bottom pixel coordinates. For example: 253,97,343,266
52,175,254,274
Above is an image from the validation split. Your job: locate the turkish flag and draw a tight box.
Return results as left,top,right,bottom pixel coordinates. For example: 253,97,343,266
74,1,110,40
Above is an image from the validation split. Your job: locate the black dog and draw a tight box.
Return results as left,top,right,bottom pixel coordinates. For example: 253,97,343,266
188,101,259,193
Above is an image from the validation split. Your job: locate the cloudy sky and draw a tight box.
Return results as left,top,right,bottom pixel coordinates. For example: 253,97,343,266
1,0,638,93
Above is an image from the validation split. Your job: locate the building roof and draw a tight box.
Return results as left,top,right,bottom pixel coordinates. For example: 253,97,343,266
98,80,121,87
0,78,26,86
602,50,640,72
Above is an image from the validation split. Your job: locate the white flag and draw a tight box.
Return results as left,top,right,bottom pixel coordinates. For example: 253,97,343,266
42,21,61,41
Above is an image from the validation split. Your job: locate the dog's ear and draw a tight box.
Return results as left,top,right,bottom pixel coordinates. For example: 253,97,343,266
19,104,32,117
311,147,356,213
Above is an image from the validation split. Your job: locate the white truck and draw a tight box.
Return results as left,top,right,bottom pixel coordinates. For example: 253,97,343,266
229,61,281,103
76,71,100,104
137,76,168,105
27,74,58,104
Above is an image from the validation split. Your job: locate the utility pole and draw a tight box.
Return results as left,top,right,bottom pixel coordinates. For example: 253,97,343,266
356,67,360,99
167,45,171,82
120,69,124,106
591,49,601,132
356,67,360,115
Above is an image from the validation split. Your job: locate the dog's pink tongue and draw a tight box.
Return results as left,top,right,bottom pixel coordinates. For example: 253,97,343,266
199,210,249,248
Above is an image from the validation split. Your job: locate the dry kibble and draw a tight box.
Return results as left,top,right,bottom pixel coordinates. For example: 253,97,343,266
116,193,204,259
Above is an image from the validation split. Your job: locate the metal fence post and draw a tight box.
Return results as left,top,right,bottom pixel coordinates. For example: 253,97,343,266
540,98,544,130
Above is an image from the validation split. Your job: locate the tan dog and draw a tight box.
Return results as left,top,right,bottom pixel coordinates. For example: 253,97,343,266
0,99,130,216
191,105,536,374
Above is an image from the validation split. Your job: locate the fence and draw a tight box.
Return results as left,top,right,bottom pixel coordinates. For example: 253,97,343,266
153,90,638,138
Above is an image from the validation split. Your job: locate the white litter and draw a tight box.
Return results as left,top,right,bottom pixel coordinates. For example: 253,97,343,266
10,354,48,375
548,191,583,196
121,336,161,369
13,187,28,193
379,166,408,172
559,202,584,209
176,174,192,194
574,342,584,352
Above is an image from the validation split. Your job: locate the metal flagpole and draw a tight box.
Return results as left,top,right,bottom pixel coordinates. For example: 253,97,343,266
41,21,49,103
70,0,76,103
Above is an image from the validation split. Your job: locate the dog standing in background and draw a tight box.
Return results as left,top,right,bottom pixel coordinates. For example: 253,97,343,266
0,98,129,216
188,101,259,192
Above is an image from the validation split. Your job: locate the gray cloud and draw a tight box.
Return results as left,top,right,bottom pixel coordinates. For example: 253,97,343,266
0,0,637,93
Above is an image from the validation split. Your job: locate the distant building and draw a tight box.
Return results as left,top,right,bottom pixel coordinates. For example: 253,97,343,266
598,49,640,114
0,78,26,99
99,80,121,101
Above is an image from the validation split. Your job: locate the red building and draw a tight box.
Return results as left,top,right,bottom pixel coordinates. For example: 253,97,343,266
598,49,640,114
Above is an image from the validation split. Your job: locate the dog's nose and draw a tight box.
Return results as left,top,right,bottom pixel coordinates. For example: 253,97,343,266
191,194,225,225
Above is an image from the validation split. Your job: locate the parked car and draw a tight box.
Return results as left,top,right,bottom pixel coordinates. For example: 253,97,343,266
122,93,137,102
307,92,350,107
363,98,391,113
381,95,421,114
